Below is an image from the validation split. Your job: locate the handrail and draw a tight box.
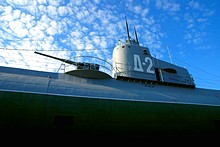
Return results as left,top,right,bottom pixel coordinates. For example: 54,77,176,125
57,56,118,77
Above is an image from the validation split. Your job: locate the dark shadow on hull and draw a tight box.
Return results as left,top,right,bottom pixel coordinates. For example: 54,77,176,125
1,127,220,145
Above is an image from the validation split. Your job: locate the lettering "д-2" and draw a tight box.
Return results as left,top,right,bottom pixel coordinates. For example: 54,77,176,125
133,54,155,74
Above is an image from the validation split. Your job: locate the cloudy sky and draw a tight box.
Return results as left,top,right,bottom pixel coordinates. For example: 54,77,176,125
0,0,220,90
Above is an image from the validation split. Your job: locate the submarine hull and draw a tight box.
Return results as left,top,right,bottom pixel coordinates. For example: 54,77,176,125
1,90,220,137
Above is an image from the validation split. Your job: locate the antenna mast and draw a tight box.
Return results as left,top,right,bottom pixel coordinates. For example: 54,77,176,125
166,46,173,63
125,17,131,43
134,26,139,44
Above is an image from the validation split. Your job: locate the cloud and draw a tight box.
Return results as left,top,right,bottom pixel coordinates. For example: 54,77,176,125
37,0,47,5
0,0,163,68
48,0,61,6
6,0,30,6
70,0,84,6
46,20,60,35
47,5,57,17
9,20,28,38
20,13,36,29
155,0,180,14
183,0,215,46
0,6,13,21
0,0,214,77
58,6,68,16
188,0,202,10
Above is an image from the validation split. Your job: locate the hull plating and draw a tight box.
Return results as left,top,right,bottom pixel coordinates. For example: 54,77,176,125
1,90,220,137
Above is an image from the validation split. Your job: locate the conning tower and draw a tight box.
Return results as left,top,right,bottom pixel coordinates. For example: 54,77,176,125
112,20,195,88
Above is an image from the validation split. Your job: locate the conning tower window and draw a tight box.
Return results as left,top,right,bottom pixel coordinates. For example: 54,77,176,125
143,49,148,55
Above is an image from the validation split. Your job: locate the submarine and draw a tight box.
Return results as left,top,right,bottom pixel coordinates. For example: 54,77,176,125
0,20,220,139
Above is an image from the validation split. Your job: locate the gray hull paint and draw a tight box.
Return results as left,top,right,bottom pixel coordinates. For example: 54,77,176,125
1,66,220,137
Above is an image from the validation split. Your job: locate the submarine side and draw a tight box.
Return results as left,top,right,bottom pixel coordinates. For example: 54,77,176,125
1,66,220,137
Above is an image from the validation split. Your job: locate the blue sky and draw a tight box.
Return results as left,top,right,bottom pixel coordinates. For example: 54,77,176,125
0,0,220,90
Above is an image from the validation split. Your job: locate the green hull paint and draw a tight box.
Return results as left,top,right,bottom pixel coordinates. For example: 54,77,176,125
1,90,220,136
